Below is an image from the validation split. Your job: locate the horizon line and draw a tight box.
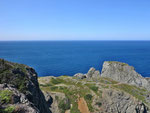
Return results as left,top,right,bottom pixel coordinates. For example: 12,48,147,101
0,40,150,41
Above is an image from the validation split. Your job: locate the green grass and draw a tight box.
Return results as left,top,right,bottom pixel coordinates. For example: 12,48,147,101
40,77,95,112
100,77,118,84
0,62,29,93
84,94,94,112
84,94,93,101
0,106,15,113
86,84,99,95
51,78,63,84
113,84,147,102
107,61,128,66
70,102,80,113
39,83,52,87
50,86,59,91
0,90,13,104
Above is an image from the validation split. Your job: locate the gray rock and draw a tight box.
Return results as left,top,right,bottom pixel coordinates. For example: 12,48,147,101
44,92,66,113
101,89,149,113
74,73,86,79
45,92,53,107
74,67,100,80
135,102,148,113
101,61,150,90
86,67,101,80
86,67,96,78
0,84,39,113
0,59,51,113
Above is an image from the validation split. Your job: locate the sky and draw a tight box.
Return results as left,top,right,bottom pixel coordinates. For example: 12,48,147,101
0,0,150,41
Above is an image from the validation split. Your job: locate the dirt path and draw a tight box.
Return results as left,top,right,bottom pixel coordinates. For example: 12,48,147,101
78,97,90,113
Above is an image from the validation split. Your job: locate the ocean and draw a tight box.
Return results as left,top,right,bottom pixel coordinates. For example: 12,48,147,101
0,41,150,77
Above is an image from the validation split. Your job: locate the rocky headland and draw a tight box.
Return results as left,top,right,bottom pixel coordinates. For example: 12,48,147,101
0,59,150,113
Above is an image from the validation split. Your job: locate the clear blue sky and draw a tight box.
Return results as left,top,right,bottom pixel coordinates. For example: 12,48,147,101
0,0,150,40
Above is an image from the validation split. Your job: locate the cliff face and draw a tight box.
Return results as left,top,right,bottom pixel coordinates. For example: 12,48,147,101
0,59,51,113
101,61,150,90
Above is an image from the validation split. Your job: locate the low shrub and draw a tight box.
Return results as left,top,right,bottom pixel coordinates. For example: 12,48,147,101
84,94,93,101
58,98,70,113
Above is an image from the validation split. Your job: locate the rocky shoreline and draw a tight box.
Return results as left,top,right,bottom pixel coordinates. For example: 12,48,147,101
0,59,150,113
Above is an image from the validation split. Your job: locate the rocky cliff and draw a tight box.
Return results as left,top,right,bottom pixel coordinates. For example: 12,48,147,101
1,59,150,113
0,59,51,113
101,61,150,90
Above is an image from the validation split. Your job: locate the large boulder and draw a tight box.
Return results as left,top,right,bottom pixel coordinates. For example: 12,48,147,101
86,67,100,79
101,61,150,90
0,59,51,113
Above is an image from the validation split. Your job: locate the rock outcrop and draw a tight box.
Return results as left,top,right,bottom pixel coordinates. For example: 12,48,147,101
101,61,150,90
0,59,51,113
101,89,149,113
74,67,100,80
86,67,101,79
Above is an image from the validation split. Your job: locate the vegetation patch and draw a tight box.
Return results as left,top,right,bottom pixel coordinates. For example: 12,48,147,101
96,102,102,107
84,94,94,112
84,94,93,101
58,98,71,113
113,84,147,102
50,86,59,91
100,77,118,84
39,77,102,112
107,61,128,66
0,90,13,104
0,63,28,94
51,78,63,84
39,83,52,87
86,84,98,95
0,106,15,113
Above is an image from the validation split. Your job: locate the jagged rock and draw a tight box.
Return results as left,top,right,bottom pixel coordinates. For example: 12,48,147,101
135,102,148,113
44,92,53,107
101,61,150,90
0,84,39,113
0,59,51,113
101,89,149,113
44,92,66,113
86,67,100,79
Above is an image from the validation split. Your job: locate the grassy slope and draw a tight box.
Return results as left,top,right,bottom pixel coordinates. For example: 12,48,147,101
38,76,150,113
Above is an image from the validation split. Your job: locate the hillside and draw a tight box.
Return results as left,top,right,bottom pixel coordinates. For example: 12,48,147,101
39,74,150,113
0,59,150,113
39,61,150,113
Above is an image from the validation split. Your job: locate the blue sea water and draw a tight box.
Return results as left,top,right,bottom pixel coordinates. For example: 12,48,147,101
0,41,150,77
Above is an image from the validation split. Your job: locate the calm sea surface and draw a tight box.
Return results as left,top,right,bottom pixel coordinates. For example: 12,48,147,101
0,41,150,77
